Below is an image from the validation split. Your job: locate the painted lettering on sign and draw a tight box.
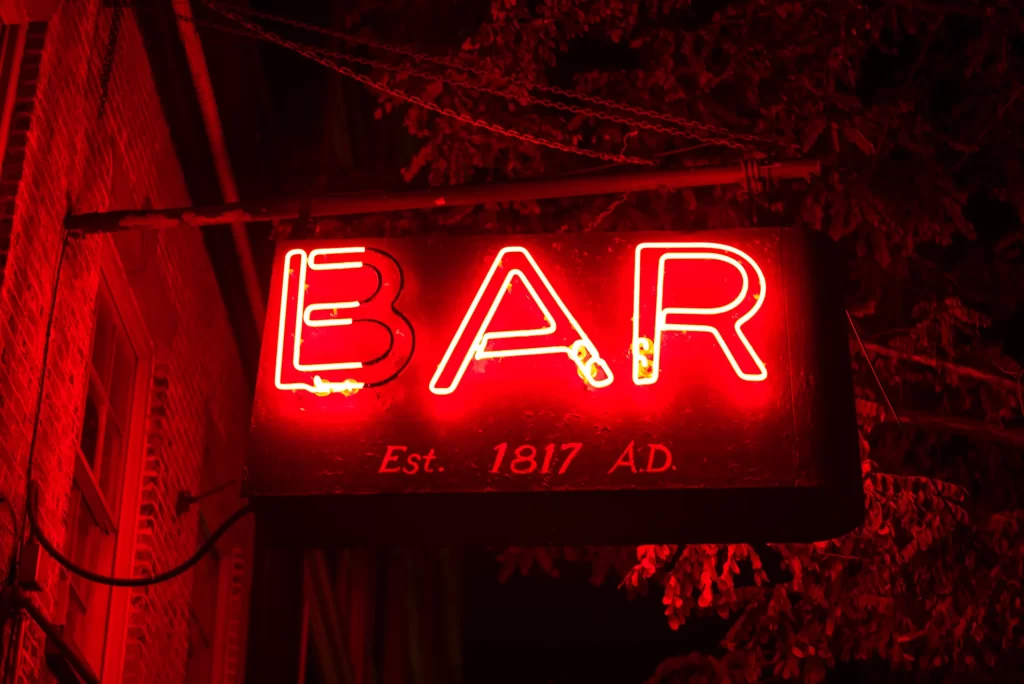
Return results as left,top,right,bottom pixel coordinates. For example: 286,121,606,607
379,446,442,474
273,242,768,395
375,440,678,478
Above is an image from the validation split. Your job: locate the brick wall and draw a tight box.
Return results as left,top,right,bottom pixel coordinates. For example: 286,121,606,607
0,1,252,682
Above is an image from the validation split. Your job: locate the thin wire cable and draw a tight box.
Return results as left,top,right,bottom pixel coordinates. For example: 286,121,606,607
247,0,763,144
204,1,654,166
204,0,791,150
16,231,71,573
169,3,743,151
154,2,766,155
302,41,752,150
2,232,69,684
847,310,905,431
28,481,251,587
146,0,747,165
557,141,718,177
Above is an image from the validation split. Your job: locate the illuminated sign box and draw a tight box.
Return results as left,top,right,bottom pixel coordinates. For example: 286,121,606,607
247,228,862,545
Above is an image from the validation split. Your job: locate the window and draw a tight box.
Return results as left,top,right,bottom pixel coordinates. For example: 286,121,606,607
63,266,142,677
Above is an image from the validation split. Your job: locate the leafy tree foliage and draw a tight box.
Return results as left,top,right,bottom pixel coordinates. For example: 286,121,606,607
306,0,1024,679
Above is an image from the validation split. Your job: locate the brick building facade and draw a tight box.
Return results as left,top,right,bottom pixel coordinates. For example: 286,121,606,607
0,1,253,681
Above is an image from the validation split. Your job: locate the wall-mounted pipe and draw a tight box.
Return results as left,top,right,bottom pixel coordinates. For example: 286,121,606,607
66,159,820,235
172,0,265,334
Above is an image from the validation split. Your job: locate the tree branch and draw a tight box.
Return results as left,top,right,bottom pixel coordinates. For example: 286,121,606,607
862,342,1020,392
897,628,928,644
953,85,1024,171
865,400,1024,448
891,0,1024,27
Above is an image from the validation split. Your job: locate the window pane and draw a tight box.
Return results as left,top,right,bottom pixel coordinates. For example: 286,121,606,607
66,487,113,677
68,486,115,581
79,393,101,470
64,586,88,665
98,419,124,513
91,284,116,387
108,324,136,425
70,269,144,681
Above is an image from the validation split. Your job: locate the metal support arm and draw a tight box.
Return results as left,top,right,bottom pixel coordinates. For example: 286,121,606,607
65,160,820,236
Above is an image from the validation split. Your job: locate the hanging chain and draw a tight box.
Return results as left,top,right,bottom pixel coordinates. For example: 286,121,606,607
204,2,655,166
203,1,789,152
304,43,754,150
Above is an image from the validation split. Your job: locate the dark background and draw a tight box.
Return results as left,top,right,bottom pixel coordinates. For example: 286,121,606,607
133,0,1024,680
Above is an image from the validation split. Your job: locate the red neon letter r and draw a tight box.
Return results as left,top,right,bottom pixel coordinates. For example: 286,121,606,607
632,242,767,384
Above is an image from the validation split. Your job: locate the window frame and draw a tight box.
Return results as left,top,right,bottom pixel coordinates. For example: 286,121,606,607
68,239,153,683
71,279,128,537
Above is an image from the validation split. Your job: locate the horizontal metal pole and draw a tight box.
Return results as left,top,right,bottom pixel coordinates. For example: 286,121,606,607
65,160,819,235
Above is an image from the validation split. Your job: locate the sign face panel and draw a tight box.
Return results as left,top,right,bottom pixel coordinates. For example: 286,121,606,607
247,229,862,545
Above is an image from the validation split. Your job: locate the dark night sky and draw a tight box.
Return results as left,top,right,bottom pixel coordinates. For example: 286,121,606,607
227,0,1024,367
249,0,419,194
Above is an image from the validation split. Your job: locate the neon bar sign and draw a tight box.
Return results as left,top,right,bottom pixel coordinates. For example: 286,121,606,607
248,229,862,545
275,243,767,396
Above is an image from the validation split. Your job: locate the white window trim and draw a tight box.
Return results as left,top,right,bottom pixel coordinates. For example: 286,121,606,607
94,237,154,683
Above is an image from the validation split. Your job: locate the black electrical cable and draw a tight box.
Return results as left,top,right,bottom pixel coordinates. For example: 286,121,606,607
28,481,251,587
16,231,70,571
2,231,71,684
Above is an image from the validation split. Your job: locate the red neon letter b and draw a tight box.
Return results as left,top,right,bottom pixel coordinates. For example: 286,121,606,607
275,247,413,394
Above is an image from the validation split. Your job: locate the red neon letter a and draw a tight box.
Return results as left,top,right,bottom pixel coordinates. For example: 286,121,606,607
429,247,613,395
632,242,767,384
